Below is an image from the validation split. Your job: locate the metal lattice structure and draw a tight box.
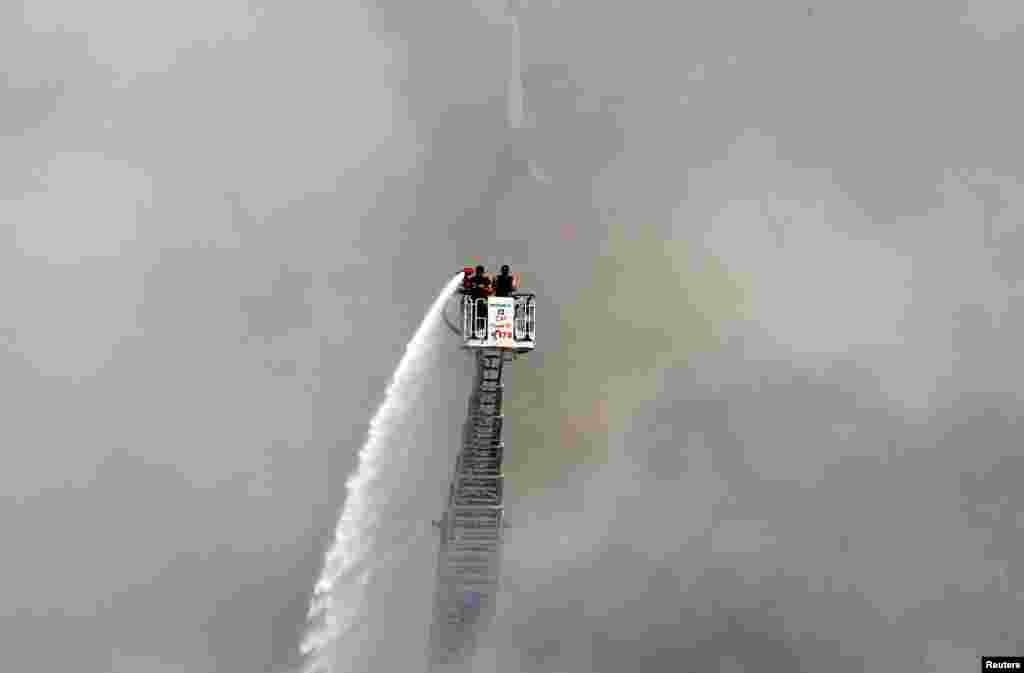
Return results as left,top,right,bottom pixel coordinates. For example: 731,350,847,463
429,349,509,671
428,289,535,671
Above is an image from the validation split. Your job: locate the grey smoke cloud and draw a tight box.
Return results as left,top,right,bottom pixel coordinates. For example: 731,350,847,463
2,1,1023,672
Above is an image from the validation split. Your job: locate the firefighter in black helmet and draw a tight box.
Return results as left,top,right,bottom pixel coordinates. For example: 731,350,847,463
494,264,518,297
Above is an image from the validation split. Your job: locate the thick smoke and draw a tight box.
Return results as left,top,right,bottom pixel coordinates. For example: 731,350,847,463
5,2,1024,672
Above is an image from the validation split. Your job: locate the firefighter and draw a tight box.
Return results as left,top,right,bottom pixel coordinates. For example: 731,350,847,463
470,265,493,298
494,264,518,297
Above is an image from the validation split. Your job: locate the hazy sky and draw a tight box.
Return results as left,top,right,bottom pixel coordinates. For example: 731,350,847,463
2,1,1023,672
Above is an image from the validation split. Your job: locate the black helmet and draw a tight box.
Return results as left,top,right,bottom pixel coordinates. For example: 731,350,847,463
475,265,485,274
501,264,510,274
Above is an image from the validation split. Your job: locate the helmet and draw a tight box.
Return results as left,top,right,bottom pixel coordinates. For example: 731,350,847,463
475,265,485,274
501,264,510,274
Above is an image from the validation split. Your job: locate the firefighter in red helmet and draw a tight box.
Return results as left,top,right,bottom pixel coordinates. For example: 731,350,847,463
470,265,493,298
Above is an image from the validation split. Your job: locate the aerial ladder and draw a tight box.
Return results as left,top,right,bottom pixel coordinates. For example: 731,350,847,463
430,285,536,671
